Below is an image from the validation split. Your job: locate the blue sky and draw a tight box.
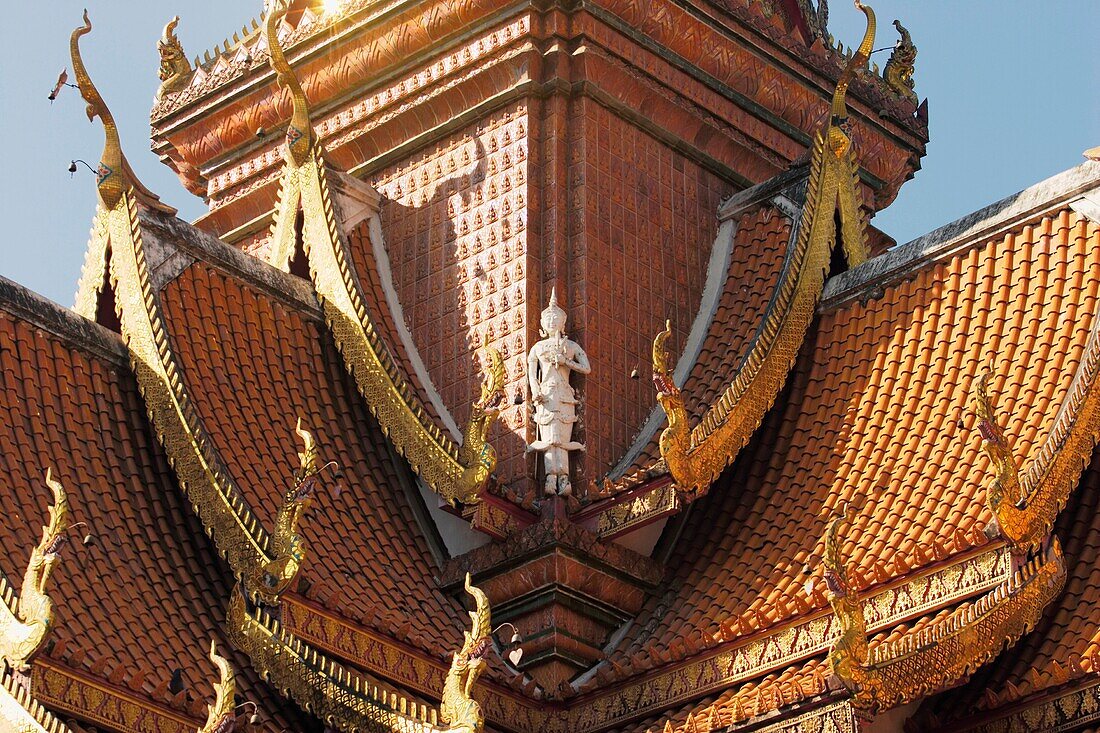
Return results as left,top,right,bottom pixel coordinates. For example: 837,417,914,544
0,1,1096,305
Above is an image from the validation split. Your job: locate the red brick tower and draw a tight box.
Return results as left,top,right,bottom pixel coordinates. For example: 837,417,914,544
143,0,927,689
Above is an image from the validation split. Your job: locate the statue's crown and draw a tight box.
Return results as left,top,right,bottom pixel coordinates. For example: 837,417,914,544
541,288,566,326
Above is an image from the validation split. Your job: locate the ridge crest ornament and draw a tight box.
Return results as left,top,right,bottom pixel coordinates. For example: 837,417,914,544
0,469,71,671
526,288,591,496
155,16,192,101
441,573,492,733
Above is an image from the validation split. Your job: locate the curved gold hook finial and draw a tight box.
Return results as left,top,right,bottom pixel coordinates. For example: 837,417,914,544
822,502,857,593
652,320,674,377
294,416,320,479
42,468,71,545
440,573,491,731
827,1,876,158
70,10,175,215
156,15,193,101
830,2,876,122
462,573,491,653
475,339,505,411
70,10,123,209
163,15,180,42
199,639,238,733
265,0,314,167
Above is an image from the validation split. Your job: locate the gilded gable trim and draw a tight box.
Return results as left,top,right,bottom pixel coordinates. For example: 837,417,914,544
32,661,198,733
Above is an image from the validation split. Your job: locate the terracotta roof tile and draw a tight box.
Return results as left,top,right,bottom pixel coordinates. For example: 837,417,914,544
600,207,1100,678
158,261,470,656
0,305,314,730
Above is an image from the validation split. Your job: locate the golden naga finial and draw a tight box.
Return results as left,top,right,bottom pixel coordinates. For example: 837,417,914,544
198,640,239,733
156,16,193,101
294,416,320,481
822,503,880,710
651,322,703,496
968,368,1048,551
451,340,506,506
970,368,1025,506
70,11,174,214
440,573,491,733
882,19,917,103
652,320,674,377
70,10,123,210
0,469,71,670
827,1,876,158
251,418,323,604
265,0,314,167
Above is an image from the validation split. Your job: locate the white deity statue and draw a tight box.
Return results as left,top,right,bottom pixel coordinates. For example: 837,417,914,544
527,289,591,496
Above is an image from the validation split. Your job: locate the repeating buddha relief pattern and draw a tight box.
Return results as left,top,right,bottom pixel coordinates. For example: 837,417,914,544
570,99,732,485
372,104,530,488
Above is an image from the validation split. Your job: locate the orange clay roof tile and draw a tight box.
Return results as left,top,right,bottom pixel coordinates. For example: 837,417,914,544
0,295,314,731
594,206,1100,681
157,260,472,656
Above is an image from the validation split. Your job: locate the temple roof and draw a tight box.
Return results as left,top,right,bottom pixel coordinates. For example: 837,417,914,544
149,211,472,652
582,160,1100,688
4,1,1097,728
0,275,317,731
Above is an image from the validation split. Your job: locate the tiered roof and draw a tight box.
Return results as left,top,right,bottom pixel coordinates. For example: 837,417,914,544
569,160,1100,731
1,1,1098,731
0,277,315,731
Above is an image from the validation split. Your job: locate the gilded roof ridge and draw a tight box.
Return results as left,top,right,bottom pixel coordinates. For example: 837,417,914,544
259,0,506,508
826,533,1066,713
821,159,1100,311
291,544,1012,729
944,679,1100,733
226,589,447,731
665,536,1064,733
968,299,1100,553
650,0,873,498
603,168,809,485
66,12,310,605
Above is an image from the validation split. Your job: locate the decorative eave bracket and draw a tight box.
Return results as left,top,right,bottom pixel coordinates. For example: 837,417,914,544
0,470,71,672
198,640,240,733
970,303,1100,553
823,507,1066,715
